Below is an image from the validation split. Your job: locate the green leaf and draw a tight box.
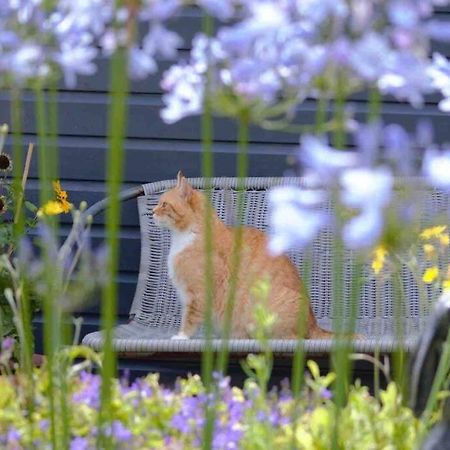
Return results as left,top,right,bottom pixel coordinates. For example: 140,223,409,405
24,201,38,213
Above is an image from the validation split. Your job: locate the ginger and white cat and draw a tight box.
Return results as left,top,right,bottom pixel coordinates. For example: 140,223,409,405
153,172,332,340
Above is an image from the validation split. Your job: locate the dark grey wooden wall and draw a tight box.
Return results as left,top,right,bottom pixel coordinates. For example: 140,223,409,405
1,6,449,347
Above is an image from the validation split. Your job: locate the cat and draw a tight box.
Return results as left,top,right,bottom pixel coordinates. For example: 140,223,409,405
152,172,333,340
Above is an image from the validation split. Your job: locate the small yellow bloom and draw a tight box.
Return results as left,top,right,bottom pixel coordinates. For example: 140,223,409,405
443,279,450,292
38,200,66,216
37,181,72,216
439,234,449,247
371,245,388,275
420,225,447,240
423,266,439,284
423,244,436,259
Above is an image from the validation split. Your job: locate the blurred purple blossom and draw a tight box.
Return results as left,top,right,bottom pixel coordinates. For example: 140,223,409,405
428,53,450,112
340,167,393,249
343,207,385,249
268,186,327,254
72,371,101,408
320,387,333,400
109,421,132,442
70,437,89,450
340,167,394,210
298,135,359,181
1,336,15,352
423,148,450,190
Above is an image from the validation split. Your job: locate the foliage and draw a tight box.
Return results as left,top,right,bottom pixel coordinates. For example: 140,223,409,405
0,348,427,450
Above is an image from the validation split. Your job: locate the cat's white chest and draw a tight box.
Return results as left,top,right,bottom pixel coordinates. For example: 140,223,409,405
167,230,196,282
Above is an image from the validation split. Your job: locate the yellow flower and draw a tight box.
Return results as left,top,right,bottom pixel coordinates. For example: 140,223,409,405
423,266,439,284
420,225,447,240
423,244,436,259
53,180,68,202
371,245,388,275
37,181,72,216
440,234,449,247
38,200,67,216
443,279,450,292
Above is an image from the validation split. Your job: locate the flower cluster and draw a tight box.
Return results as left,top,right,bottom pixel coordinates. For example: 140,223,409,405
268,122,450,254
0,0,185,87
161,0,450,123
0,355,420,449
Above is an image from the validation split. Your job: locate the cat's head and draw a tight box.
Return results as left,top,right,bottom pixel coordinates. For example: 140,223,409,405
153,171,199,231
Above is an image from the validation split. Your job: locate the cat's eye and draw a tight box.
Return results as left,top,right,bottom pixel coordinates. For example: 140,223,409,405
161,202,167,208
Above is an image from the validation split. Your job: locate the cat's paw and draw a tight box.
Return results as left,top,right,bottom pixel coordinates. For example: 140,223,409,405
171,333,189,340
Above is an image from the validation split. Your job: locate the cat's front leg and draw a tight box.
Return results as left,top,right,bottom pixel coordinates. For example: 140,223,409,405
171,297,204,340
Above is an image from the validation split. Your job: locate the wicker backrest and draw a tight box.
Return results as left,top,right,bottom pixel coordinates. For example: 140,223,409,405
130,177,450,338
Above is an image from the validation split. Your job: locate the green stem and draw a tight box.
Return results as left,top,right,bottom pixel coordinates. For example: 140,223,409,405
421,327,450,423
331,232,345,450
200,13,216,450
392,268,407,399
98,43,129,450
315,94,328,134
332,75,346,150
217,109,249,374
289,250,311,450
34,83,58,450
368,87,381,124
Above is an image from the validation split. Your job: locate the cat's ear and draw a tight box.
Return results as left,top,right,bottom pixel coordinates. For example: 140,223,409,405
176,171,185,188
177,172,193,202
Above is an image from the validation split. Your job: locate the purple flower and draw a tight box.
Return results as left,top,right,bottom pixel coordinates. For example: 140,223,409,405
320,387,333,400
70,437,89,450
423,148,450,190
427,53,450,112
383,124,414,175
340,167,393,249
197,0,235,21
378,54,433,107
72,371,101,408
342,207,384,249
1,337,14,352
298,135,359,180
268,186,327,254
111,421,132,442
160,63,204,123
349,33,392,82
340,167,393,210
128,45,157,80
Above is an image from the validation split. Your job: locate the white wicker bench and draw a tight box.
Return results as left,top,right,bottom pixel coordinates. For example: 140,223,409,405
81,177,449,354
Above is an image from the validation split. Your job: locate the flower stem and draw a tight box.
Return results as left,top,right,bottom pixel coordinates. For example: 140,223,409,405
200,12,216,450
98,40,129,450
332,75,346,150
34,82,59,450
368,87,381,124
217,108,249,374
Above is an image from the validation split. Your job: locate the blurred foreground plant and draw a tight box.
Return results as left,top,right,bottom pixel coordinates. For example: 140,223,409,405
0,347,431,450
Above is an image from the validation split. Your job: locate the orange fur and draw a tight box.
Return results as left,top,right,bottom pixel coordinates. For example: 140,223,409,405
153,172,332,340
